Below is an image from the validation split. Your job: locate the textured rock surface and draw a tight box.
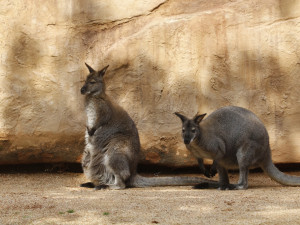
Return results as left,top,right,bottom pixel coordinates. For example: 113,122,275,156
0,0,299,166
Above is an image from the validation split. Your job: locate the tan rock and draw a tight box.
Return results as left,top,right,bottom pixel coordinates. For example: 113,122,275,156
0,0,299,166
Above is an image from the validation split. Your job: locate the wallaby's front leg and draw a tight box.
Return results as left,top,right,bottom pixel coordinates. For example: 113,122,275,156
193,159,218,189
210,160,218,177
193,162,225,190
197,158,210,178
197,158,217,178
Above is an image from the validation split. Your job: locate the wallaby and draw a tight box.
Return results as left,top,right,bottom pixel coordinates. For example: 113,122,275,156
80,63,217,190
175,106,300,190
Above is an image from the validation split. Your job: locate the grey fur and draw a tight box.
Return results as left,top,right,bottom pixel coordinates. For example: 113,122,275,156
175,106,300,190
80,63,217,189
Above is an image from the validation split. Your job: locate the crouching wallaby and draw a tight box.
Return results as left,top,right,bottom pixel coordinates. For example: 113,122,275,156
80,63,217,190
175,106,300,190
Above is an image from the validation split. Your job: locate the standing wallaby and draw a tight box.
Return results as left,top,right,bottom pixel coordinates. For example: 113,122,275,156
80,63,217,190
175,106,300,190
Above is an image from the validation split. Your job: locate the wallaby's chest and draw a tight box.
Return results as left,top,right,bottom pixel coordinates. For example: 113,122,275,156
187,142,214,159
86,101,98,128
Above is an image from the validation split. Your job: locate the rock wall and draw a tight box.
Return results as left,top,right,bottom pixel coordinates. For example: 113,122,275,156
0,0,299,166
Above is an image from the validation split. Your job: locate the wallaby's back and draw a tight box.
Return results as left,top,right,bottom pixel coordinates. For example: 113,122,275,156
203,106,267,136
202,106,269,159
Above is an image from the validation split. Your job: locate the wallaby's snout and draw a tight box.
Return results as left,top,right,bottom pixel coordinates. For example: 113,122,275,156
182,127,196,145
81,85,87,95
184,138,191,145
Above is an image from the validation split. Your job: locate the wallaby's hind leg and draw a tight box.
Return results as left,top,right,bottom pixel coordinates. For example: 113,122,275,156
235,167,249,190
218,166,235,190
80,150,96,189
106,153,131,190
235,144,256,190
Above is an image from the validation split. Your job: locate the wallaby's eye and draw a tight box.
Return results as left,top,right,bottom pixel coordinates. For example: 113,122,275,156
191,128,196,133
90,80,96,84
182,128,185,133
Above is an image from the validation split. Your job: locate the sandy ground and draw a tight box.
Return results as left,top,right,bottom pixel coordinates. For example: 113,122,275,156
1,172,300,225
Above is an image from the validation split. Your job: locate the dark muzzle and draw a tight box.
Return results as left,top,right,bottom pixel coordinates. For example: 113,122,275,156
184,139,191,145
81,86,87,95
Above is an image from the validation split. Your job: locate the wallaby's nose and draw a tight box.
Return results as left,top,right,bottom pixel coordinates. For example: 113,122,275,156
184,139,190,145
81,86,86,95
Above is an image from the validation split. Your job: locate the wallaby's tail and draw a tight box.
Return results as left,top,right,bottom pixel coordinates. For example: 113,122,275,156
261,158,300,186
129,174,218,188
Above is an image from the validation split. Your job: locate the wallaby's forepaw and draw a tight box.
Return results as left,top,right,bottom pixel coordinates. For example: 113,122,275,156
203,170,212,178
87,127,96,136
80,182,95,188
94,185,108,190
203,168,217,178
209,167,217,177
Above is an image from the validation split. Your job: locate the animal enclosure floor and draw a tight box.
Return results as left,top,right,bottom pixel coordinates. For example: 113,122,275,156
1,172,300,225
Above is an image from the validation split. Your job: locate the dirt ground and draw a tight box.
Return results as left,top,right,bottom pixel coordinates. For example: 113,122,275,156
1,171,300,225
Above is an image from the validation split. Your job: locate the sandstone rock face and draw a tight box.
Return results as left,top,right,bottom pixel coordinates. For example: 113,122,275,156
0,0,299,166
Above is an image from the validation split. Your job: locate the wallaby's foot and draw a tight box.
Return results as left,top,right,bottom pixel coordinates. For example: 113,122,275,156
193,182,210,189
203,170,213,178
233,184,248,190
110,176,127,190
193,182,237,190
80,182,95,188
203,167,217,178
110,185,126,190
218,183,237,190
193,182,219,189
94,185,108,190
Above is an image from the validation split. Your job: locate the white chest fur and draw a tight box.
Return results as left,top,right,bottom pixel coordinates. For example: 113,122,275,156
86,101,97,128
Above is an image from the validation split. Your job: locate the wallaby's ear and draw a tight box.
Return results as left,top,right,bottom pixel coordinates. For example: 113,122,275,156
174,112,188,123
193,113,206,124
85,63,95,73
98,65,109,77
